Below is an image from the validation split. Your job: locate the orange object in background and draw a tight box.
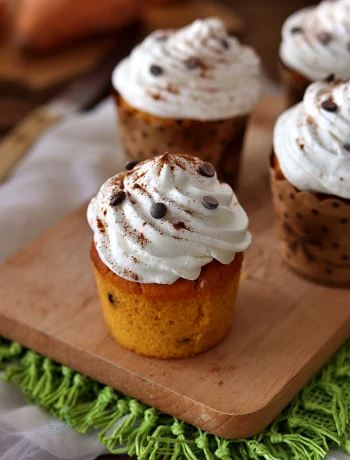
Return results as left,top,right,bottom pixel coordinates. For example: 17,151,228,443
15,0,144,51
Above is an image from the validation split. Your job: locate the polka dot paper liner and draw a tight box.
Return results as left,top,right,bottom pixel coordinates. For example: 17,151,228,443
115,92,248,188
270,167,350,286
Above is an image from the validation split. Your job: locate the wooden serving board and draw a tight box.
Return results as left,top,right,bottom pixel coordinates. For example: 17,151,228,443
0,96,350,439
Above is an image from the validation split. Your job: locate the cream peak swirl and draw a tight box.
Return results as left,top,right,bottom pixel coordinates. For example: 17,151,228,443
273,79,350,199
112,18,261,120
280,0,350,81
88,154,251,284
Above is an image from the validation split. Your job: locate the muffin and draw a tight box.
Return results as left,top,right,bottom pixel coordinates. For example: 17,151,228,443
279,0,350,107
270,78,350,286
112,18,261,188
87,153,251,359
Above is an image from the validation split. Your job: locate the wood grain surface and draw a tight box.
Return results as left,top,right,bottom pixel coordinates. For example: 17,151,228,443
0,96,349,439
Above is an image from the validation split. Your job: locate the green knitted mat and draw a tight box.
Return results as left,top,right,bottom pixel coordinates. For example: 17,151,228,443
1,336,350,460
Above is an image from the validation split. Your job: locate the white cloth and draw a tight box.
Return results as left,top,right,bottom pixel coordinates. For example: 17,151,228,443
0,98,348,459
0,99,123,459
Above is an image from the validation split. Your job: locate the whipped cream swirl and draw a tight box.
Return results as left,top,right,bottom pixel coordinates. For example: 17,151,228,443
273,79,350,199
112,18,261,120
280,0,350,81
88,154,251,284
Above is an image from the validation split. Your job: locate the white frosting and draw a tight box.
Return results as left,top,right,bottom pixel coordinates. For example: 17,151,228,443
88,154,251,284
280,0,350,81
112,18,261,121
273,79,350,199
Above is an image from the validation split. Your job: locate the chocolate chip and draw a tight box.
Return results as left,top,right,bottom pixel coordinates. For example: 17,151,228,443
155,34,168,42
150,65,164,76
321,99,338,112
184,57,201,70
202,196,219,210
108,294,116,305
324,73,335,83
150,202,167,219
344,143,350,152
291,26,303,34
317,31,332,45
110,191,126,206
199,162,215,177
125,160,139,170
219,38,230,50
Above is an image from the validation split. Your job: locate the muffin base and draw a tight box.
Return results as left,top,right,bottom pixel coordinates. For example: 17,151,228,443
91,241,243,359
270,156,350,286
278,59,311,108
114,92,248,188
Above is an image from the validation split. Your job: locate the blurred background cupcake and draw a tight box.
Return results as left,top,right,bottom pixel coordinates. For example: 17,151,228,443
279,0,350,107
270,78,350,285
112,17,262,187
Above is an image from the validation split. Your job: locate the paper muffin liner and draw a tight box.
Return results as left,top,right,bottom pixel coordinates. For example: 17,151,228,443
270,165,350,286
279,59,311,108
114,92,248,188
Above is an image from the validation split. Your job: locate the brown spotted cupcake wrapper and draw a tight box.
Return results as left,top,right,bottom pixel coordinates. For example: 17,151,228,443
279,59,311,108
270,166,350,286
114,92,248,188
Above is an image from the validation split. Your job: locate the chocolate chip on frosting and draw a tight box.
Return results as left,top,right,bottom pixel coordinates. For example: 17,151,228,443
150,64,164,76
202,196,219,210
324,73,335,83
155,34,168,42
199,162,216,177
219,38,230,50
110,191,126,206
150,202,167,219
291,26,303,34
317,31,332,45
344,143,350,152
321,99,338,112
125,160,139,170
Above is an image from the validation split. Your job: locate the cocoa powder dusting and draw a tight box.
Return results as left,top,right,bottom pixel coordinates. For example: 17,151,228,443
173,221,187,231
166,83,180,94
138,233,150,248
306,116,318,129
297,138,305,150
96,218,105,233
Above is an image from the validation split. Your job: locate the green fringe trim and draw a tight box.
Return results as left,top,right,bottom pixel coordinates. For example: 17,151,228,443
1,336,350,460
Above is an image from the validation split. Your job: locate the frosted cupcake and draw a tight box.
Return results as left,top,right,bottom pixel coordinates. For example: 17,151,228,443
112,18,261,187
279,0,350,107
88,153,251,358
271,79,350,285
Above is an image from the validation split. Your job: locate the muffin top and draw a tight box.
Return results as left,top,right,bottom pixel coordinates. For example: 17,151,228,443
87,153,251,284
280,0,350,81
112,18,261,121
273,78,350,199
